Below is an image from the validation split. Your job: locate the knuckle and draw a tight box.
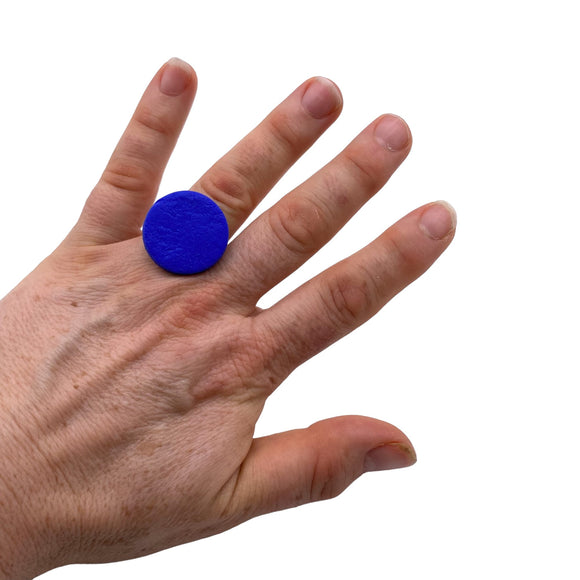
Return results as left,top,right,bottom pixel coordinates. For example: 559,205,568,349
267,111,302,156
198,164,255,216
160,284,225,332
269,195,329,255
135,106,173,139
309,449,349,502
323,268,375,327
101,155,158,195
381,233,422,281
342,150,382,190
223,320,280,396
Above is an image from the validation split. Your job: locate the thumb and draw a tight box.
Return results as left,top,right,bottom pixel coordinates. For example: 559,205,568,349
232,415,416,518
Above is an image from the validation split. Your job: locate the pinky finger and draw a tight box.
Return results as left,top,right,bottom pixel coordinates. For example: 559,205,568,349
258,201,456,371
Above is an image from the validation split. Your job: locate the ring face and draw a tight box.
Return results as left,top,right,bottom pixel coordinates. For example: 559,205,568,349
142,191,229,275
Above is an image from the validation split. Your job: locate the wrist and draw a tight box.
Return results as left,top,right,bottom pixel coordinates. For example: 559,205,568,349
0,490,39,580
0,465,51,580
0,413,57,579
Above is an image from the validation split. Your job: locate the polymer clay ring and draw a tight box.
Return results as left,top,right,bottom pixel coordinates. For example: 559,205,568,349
142,190,229,275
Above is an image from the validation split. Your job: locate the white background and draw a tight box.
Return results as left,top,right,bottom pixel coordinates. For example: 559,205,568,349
1,1,578,578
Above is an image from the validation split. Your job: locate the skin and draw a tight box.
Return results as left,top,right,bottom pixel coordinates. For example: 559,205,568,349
0,58,456,579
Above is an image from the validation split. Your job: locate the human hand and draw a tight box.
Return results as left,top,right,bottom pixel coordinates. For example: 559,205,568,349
0,58,455,579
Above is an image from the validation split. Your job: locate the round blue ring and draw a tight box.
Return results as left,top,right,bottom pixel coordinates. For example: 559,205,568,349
142,190,229,275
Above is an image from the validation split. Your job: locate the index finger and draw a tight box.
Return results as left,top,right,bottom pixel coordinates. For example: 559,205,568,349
73,58,197,246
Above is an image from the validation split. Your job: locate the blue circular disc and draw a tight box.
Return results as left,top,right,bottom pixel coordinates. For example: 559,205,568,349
142,190,229,275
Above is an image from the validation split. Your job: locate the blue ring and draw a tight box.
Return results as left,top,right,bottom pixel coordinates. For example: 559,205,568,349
142,190,229,275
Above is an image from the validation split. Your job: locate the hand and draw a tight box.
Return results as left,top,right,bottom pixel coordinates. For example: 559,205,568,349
0,58,455,579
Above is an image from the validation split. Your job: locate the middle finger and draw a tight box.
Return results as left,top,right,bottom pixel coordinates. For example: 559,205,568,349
191,77,343,237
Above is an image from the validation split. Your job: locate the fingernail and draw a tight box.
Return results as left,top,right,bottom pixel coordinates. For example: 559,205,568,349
419,201,457,240
374,114,411,151
160,57,193,96
301,77,342,119
363,442,417,472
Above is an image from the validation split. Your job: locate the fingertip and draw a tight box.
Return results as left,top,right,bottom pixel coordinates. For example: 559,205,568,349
374,114,412,152
301,76,343,119
308,415,416,473
363,442,417,472
159,57,197,97
419,201,457,241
